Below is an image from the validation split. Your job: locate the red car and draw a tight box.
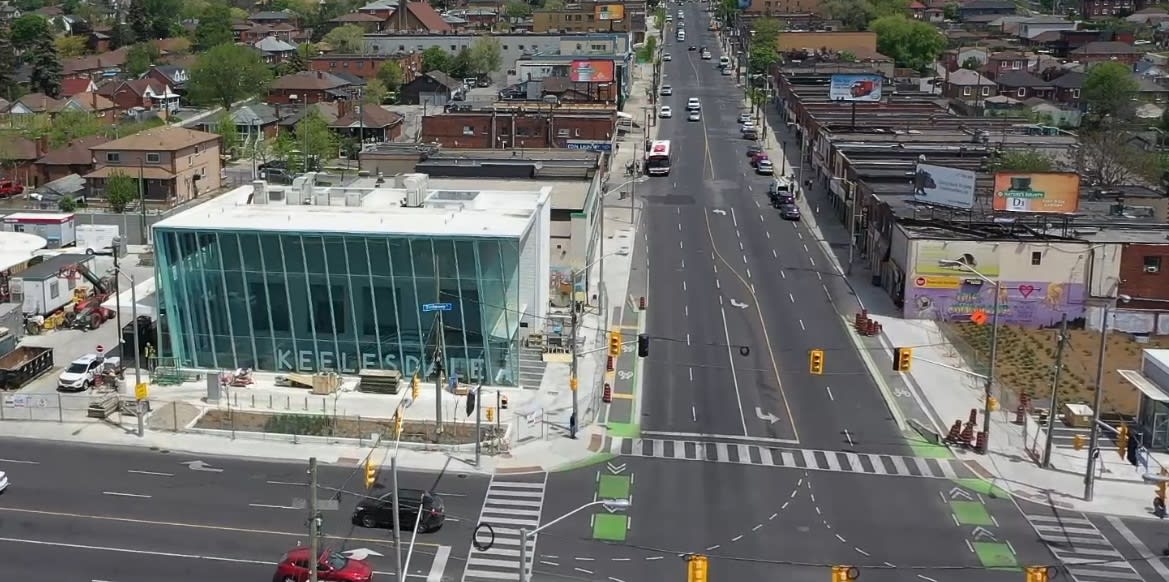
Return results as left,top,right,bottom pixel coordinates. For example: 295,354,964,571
273,548,374,582
750,152,769,168
0,180,24,199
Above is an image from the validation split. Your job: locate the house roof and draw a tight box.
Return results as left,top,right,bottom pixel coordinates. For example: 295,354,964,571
13,93,64,113
1071,41,1141,55
422,70,461,90
255,37,297,53
0,137,39,162
62,46,130,75
152,37,192,54
962,0,1015,9
148,64,188,85
995,70,1049,88
330,105,404,129
360,0,399,10
946,68,996,86
1049,71,1085,88
36,136,110,166
405,2,452,32
248,10,295,21
69,92,116,112
59,78,95,98
332,12,385,22
1030,30,1062,43
90,126,218,152
97,78,170,98
270,70,353,91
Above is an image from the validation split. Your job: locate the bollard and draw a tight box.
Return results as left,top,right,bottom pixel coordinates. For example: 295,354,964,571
269,394,273,409
286,395,290,410
251,394,255,408
172,401,179,432
304,396,308,411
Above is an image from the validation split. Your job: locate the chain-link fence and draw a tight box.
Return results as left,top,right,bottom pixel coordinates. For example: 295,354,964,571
0,391,126,423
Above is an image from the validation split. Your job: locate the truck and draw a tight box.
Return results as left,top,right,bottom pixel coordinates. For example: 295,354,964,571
0,345,54,390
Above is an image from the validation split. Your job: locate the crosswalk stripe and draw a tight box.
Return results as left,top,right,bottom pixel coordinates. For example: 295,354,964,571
1028,515,1095,526
890,456,910,475
1023,510,1143,582
460,569,516,580
1066,569,1143,580
824,451,841,471
483,498,542,508
482,507,542,518
780,450,796,465
1052,547,1123,558
490,482,545,490
462,474,547,582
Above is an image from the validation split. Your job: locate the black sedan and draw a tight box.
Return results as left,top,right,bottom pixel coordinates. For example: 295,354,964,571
778,203,802,221
353,488,445,532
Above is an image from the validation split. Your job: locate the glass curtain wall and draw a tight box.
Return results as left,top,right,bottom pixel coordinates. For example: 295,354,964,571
155,228,523,386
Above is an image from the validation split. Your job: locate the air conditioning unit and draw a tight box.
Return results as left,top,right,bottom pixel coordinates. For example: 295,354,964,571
1145,265,1160,273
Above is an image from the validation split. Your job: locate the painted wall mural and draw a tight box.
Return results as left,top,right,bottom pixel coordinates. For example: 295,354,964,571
903,278,1085,327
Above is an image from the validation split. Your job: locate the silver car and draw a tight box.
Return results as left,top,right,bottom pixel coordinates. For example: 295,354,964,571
688,110,701,121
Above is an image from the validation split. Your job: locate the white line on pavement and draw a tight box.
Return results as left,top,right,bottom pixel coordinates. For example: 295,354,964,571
127,470,173,477
427,546,451,582
0,458,39,464
718,306,750,436
772,249,777,258
731,207,738,227
825,386,834,401
799,320,806,331
789,293,795,303
103,492,151,499
265,480,304,486
1107,516,1169,581
248,503,299,510
809,257,816,267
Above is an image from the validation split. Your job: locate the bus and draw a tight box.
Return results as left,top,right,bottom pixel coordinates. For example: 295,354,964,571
645,140,672,176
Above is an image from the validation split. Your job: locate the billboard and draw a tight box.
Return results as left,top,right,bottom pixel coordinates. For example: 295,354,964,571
913,164,977,209
911,240,999,290
992,172,1080,214
570,60,615,83
595,4,625,20
829,74,883,102
905,280,1086,327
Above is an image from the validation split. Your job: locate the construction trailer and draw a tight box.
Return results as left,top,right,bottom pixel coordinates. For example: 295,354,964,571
12,254,104,316
2,213,76,248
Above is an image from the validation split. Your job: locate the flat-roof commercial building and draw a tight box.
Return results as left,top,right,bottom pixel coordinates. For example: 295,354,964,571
152,175,551,385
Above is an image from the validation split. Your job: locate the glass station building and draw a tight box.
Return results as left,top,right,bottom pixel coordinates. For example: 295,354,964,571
152,177,551,386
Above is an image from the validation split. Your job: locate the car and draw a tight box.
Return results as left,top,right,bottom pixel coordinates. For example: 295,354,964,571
701,51,712,60
778,203,802,220
57,354,102,392
663,53,672,61
273,548,373,582
750,151,768,167
262,168,295,185
0,180,24,199
721,67,733,76
686,97,700,111
678,9,684,16
660,85,673,96
353,489,446,532
746,144,763,158
756,159,775,175
0,470,8,493
688,45,697,51
659,106,672,118
688,110,701,121
739,113,753,124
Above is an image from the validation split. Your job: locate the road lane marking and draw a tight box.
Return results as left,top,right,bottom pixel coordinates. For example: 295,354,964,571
1106,516,1169,581
0,506,438,547
683,281,687,291
731,207,738,227
103,491,151,499
741,255,747,264
678,223,681,231
127,470,173,477
844,429,854,447
692,406,697,422
779,269,785,278
686,333,691,346
248,503,298,510
265,480,305,486
715,279,720,289
428,546,452,582
739,241,744,250
788,293,795,303
688,367,693,381
684,305,689,317
809,257,815,267
823,284,832,299
772,249,777,258
825,387,834,401
681,259,686,269
0,458,39,464
718,306,750,436
746,269,751,279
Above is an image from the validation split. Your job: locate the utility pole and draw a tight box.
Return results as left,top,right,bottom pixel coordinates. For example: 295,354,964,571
474,384,482,466
569,307,579,439
1085,301,1116,501
308,456,320,582
391,449,403,582
845,180,856,276
433,253,445,440
1042,315,1069,468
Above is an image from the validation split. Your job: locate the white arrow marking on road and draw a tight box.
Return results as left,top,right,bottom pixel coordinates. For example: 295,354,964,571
948,487,973,501
712,209,727,215
729,299,749,309
343,548,385,560
607,462,627,475
971,527,997,542
181,460,224,473
755,407,780,425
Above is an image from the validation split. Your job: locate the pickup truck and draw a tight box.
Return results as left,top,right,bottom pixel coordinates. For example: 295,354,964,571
0,180,25,199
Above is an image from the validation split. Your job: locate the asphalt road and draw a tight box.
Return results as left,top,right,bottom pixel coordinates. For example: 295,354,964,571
0,437,486,581
642,4,903,457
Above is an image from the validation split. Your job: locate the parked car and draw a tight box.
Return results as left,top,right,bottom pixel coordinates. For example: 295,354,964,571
778,203,801,220
739,113,752,124
688,110,701,121
660,85,673,96
0,469,7,493
57,354,103,392
0,180,24,198
688,45,697,51
663,53,672,61
262,168,295,185
750,152,768,167
353,488,446,532
746,144,763,158
756,159,775,175
701,51,712,60
722,67,733,76
273,548,373,582
659,106,673,118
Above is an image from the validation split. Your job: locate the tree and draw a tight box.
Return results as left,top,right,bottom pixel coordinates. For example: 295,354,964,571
0,24,17,101
821,0,908,31
279,46,307,75
543,0,565,9
322,24,365,54
53,35,88,57
26,35,61,97
125,42,160,77
275,109,337,173
376,60,404,91
46,110,102,147
363,78,388,104
1082,61,1138,121
961,56,981,70
450,47,474,78
195,0,235,51
869,15,944,71
1075,130,1155,186
215,114,240,157
109,22,135,49
11,14,49,51
421,46,450,73
504,0,531,18
104,171,138,213
468,36,501,77
189,43,272,110
749,45,779,75
128,0,150,42
751,17,784,45
990,149,1055,173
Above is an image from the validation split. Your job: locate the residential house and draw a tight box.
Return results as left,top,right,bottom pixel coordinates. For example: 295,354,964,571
984,51,1035,78
0,4,21,21
382,2,452,33
1070,41,1145,65
142,65,190,94
238,22,305,44
247,10,299,27
420,107,617,148
942,47,989,71
399,71,461,105
733,0,825,15
1027,30,1135,58
358,0,398,20
330,12,387,32
67,92,118,122
958,0,1015,20
85,126,221,203
267,71,356,104
97,79,181,114
941,68,997,100
193,103,286,141
34,136,110,184
1014,17,1077,43
443,8,498,29
1138,77,1169,104
276,102,339,134
1050,71,1085,105
62,46,131,80
995,70,1054,100
254,36,298,64
1082,0,1138,18
1127,8,1169,27
308,52,423,82
7,93,65,115
329,102,405,143
86,30,111,53
0,137,42,186
59,78,97,98
533,5,636,33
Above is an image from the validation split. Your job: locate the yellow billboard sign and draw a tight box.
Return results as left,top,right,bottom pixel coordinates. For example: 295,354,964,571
596,4,625,20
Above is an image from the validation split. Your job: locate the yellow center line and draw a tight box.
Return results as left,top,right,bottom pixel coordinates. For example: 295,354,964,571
0,506,440,548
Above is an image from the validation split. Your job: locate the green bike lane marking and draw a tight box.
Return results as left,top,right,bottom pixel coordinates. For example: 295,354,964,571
604,309,644,440
946,481,1019,571
591,467,633,542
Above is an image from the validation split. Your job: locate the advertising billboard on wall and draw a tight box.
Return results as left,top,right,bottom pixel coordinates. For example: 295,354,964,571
913,164,977,210
570,60,615,83
595,4,625,20
828,74,884,102
992,172,1080,214
911,240,999,290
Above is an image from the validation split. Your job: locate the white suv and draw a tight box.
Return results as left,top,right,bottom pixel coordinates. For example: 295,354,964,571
686,97,701,111
659,105,673,118
58,354,101,392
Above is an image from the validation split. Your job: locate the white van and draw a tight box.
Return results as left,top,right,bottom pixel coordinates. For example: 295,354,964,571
718,56,730,68
677,30,686,41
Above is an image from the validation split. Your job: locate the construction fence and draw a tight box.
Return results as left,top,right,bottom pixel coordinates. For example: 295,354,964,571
0,391,131,423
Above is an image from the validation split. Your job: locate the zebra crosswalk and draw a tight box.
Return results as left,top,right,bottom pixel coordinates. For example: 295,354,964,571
1025,514,1143,582
604,436,972,479
462,475,548,582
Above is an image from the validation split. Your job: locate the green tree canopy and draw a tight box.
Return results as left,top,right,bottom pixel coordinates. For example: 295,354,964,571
1082,61,1138,121
189,43,272,110
322,24,365,54
125,42,160,77
376,61,404,90
450,47,474,78
53,36,88,57
10,14,48,51
274,109,337,173
0,23,16,101
363,78,388,104
215,114,240,157
990,149,1055,173
869,15,945,71
504,0,531,18
821,0,908,31
127,0,150,41
468,36,501,77
195,0,235,51
421,46,450,73
104,171,139,213
26,35,61,97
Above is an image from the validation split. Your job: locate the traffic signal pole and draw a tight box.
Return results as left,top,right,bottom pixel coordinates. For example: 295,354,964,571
309,457,320,582
570,308,579,439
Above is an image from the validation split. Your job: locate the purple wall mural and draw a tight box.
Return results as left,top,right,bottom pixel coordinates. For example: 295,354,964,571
904,280,1086,327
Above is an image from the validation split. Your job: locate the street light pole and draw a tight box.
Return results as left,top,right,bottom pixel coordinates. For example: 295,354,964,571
939,259,1000,454
516,499,630,582
1085,295,1131,501
130,273,143,438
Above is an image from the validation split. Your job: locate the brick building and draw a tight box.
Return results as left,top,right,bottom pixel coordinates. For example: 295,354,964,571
308,52,422,82
421,107,616,149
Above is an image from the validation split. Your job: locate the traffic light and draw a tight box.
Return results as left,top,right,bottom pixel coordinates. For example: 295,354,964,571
809,349,824,375
608,330,622,357
831,565,858,582
687,555,708,582
411,374,420,400
486,407,495,422
1025,566,1049,582
1117,424,1129,458
364,458,377,489
393,411,403,438
637,333,649,357
570,376,579,392
1073,434,1085,450
893,347,913,372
